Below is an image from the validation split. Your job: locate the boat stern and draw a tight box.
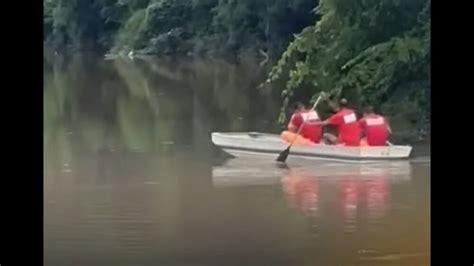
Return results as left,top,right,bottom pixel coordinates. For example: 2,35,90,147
359,145,413,159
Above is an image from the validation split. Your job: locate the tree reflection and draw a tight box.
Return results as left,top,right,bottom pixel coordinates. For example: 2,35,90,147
44,53,279,186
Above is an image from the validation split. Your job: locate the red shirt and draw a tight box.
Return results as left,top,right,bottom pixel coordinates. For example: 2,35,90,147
289,110,322,143
359,114,389,146
326,108,361,146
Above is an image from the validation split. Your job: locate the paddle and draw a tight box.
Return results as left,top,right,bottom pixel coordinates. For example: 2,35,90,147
276,93,324,163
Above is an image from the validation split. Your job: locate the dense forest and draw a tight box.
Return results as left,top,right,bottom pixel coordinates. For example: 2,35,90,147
43,0,316,59
44,0,430,142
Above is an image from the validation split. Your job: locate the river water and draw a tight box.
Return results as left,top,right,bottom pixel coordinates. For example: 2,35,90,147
44,53,430,266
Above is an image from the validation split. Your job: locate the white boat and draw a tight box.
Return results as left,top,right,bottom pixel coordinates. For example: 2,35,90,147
211,132,412,162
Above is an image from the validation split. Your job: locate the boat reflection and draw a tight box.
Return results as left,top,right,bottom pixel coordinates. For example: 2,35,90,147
212,158,410,233
211,158,287,187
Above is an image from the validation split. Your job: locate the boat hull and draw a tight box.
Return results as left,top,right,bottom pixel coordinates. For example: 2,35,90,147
212,132,412,162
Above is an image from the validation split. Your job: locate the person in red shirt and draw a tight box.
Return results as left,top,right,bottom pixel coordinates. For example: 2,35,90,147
319,99,361,146
281,102,322,144
359,106,391,146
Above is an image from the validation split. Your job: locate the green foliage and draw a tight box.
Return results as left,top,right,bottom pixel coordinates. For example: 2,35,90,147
43,0,317,57
114,8,148,50
267,0,430,139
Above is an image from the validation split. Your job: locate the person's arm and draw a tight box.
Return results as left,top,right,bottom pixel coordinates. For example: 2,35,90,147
324,113,341,126
310,119,330,126
310,112,340,127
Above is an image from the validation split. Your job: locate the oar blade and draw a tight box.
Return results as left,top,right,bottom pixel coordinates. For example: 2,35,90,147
276,146,291,162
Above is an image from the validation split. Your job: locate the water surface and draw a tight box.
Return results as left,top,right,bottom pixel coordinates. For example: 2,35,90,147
44,54,430,266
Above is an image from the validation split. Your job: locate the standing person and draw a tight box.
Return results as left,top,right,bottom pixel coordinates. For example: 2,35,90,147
281,102,322,144
359,106,391,146
319,98,361,146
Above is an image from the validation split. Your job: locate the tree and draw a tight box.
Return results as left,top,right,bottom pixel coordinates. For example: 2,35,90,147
43,0,317,58
266,0,430,140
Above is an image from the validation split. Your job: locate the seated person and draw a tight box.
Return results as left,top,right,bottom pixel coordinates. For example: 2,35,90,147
281,102,322,144
359,106,391,146
319,99,361,146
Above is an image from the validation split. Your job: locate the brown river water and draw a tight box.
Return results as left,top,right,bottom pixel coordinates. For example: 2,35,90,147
44,53,430,266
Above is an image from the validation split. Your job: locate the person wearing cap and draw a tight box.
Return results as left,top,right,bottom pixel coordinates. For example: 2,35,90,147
319,98,361,146
280,102,323,144
358,106,391,146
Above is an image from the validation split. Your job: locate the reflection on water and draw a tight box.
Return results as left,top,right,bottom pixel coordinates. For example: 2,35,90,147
278,163,408,228
282,174,319,217
366,175,389,221
44,54,430,266
213,159,429,265
281,167,391,228
339,176,359,232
